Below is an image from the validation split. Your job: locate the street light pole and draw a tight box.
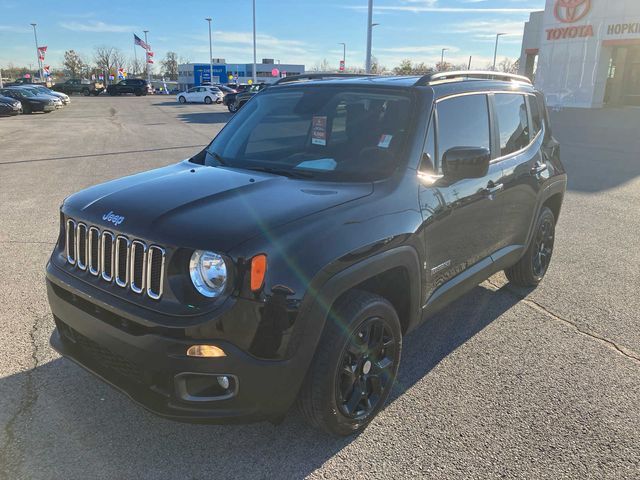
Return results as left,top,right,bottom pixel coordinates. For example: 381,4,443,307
365,0,373,73
143,30,151,84
252,0,257,83
493,33,506,71
206,18,213,84
30,23,42,81
440,48,448,71
338,42,346,71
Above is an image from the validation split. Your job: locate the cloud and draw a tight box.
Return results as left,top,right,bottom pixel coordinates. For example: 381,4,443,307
449,20,525,42
0,25,31,33
59,21,139,33
376,45,460,54
344,4,535,13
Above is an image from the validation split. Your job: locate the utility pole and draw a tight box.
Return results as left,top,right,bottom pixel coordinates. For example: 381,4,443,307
493,33,506,71
338,42,346,71
30,23,42,81
0,68,3,88
206,18,214,85
365,0,373,73
468,56,472,70
144,30,151,84
252,0,257,83
440,48,448,71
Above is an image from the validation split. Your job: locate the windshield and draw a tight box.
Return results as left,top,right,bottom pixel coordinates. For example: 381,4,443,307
202,86,415,182
13,89,35,97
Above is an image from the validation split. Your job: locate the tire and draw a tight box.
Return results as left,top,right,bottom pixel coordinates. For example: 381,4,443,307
178,96,186,104
505,206,556,287
83,89,90,96
108,90,116,96
297,290,402,436
204,96,212,105
228,102,238,113
135,89,142,96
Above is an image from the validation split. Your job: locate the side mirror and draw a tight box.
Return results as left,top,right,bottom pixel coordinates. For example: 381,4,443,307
442,146,491,179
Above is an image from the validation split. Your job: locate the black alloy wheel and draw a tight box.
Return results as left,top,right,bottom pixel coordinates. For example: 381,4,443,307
335,316,397,420
532,214,555,279
178,96,186,104
228,102,238,113
298,290,402,436
505,206,556,287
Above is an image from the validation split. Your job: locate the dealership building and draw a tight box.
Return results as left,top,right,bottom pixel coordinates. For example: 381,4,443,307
177,59,305,90
519,0,640,108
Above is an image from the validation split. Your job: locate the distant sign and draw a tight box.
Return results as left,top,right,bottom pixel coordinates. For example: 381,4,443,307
193,64,227,86
24,73,31,79
339,60,345,71
271,68,280,77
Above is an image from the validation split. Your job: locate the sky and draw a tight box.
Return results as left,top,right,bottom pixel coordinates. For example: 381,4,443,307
0,0,545,72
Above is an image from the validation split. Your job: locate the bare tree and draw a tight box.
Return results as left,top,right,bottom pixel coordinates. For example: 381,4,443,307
393,59,434,75
161,51,178,80
497,57,519,74
128,57,144,77
94,46,116,84
310,58,333,72
111,48,127,72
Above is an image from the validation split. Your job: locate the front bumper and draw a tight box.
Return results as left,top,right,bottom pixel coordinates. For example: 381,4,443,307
46,269,307,424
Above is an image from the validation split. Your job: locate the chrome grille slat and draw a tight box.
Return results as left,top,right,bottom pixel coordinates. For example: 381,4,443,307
115,236,130,288
130,241,147,294
147,246,166,300
76,223,88,270
66,219,77,265
64,219,166,300
101,232,115,282
88,227,100,276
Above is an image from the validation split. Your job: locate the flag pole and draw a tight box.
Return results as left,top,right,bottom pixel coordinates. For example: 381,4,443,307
133,34,138,76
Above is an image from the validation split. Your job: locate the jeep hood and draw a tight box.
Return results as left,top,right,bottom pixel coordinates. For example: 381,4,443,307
63,161,373,252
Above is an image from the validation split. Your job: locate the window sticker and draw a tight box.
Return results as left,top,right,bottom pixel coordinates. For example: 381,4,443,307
378,134,393,149
311,116,328,146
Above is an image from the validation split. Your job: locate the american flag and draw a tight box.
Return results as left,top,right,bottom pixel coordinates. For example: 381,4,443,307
134,34,149,50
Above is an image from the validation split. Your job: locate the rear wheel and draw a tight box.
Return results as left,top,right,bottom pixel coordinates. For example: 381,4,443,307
505,206,556,287
135,89,142,96
297,290,402,436
83,89,90,96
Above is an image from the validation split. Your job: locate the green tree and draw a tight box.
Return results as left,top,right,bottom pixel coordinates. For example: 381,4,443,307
63,50,86,78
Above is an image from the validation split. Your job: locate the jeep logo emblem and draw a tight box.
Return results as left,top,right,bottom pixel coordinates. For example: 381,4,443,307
102,211,125,226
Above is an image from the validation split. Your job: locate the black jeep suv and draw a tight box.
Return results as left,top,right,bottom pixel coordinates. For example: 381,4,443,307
47,72,566,435
106,78,149,96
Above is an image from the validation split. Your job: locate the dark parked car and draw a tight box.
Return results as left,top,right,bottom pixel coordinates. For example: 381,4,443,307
53,79,104,96
224,83,268,112
47,72,566,436
0,87,56,113
106,79,149,96
20,85,71,105
0,95,22,116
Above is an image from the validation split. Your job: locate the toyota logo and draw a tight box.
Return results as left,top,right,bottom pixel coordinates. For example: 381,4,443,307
554,0,591,23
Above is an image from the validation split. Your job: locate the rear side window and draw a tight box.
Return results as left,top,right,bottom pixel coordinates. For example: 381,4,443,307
436,94,491,166
494,94,530,156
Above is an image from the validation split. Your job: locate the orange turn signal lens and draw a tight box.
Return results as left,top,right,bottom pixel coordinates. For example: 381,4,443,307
250,254,267,292
186,345,226,358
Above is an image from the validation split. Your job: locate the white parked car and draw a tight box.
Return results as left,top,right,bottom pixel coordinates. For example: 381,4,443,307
176,86,224,105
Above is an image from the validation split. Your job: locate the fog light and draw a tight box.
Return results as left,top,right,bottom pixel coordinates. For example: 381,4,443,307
186,345,226,358
217,375,230,390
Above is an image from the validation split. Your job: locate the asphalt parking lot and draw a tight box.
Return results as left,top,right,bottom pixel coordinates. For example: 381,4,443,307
0,96,639,480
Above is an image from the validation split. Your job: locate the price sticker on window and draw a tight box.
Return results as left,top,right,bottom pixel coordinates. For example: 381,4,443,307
311,116,328,146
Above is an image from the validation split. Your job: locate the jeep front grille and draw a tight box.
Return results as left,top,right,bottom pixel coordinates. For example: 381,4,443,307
64,218,166,300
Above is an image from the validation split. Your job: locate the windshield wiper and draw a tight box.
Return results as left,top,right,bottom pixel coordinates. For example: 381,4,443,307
207,150,228,166
245,166,315,179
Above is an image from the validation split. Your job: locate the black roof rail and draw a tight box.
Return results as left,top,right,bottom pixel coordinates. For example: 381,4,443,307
273,72,378,85
414,70,532,86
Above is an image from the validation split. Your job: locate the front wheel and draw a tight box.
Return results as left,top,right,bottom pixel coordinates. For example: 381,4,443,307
228,102,238,113
178,96,186,104
135,89,142,96
297,290,402,436
83,89,90,96
505,206,556,287
204,96,212,105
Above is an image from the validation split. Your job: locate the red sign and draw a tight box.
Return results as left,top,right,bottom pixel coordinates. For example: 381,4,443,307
339,60,345,72
554,0,591,24
271,68,280,77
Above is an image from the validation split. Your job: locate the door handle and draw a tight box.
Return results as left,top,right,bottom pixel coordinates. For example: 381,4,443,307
483,182,504,196
530,163,548,175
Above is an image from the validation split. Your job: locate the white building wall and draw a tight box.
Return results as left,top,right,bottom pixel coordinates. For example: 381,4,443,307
534,0,640,108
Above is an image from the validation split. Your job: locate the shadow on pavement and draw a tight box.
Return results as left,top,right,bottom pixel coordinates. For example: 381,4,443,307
177,112,232,124
2,284,519,479
550,107,640,193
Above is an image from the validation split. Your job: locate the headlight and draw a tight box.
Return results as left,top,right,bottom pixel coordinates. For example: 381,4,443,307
189,250,228,298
